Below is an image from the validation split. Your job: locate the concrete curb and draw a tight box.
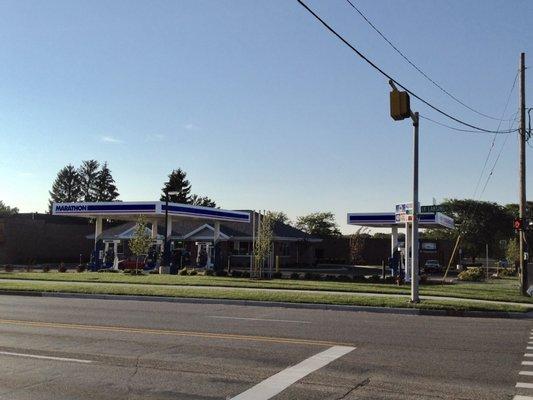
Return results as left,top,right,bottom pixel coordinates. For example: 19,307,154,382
0,289,532,319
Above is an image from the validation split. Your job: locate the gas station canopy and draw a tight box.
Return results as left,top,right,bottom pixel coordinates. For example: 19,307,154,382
347,212,454,229
52,201,250,223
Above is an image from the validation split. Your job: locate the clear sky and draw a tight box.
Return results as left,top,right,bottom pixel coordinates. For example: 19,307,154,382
0,0,532,233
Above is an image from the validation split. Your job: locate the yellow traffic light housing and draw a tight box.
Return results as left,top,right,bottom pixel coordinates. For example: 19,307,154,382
390,89,411,121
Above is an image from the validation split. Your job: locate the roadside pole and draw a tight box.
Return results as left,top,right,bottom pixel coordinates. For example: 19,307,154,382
519,52,528,295
411,112,420,303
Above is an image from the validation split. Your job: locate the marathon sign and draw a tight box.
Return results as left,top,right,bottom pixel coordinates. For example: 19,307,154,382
54,204,88,213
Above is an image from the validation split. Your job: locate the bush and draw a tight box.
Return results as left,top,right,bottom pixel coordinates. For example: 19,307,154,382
178,268,188,276
336,275,351,282
4,265,13,272
204,269,214,276
241,271,250,278
458,267,484,282
498,268,516,277
25,265,33,272
149,269,159,274
272,271,282,279
304,272,321,280
215,270,228,277
58,264,67,273
367,274,381,283
231,270,243,278
42,266,50,273
188,269,198,276
290,272,300,280
76,265,86,273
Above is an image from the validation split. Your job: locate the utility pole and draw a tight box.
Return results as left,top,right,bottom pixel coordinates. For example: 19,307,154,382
519,52,528,295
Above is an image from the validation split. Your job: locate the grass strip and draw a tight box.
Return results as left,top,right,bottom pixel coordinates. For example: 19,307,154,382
0,279,528,313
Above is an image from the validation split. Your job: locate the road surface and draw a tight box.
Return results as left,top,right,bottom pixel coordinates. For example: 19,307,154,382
0,295,531,399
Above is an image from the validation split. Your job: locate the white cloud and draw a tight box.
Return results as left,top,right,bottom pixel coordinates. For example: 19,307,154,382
100,136,123,143
146,133,165,141
184,123,199,131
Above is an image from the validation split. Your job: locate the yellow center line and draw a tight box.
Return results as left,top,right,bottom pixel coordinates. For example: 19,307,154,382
0,318,351,347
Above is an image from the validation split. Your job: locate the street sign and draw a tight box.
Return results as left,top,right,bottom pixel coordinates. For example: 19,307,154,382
420,205,444,213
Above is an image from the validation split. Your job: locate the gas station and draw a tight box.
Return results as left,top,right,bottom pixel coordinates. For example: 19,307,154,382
52,201,250,271
347,208,454,281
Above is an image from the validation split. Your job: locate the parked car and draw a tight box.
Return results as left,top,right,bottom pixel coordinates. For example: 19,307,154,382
424,259,442,273
118,256,145,270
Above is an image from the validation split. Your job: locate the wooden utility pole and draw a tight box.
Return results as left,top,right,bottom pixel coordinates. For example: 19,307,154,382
519,52,528,295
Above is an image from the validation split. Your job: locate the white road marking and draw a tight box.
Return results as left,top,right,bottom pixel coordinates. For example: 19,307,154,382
229,345,355,400
525,354,533,357
0,351,92,364
527,347,533,350
208,316,312,324
523,361,533,366
519,371,533,376
517,383,533,389
514,396,533,400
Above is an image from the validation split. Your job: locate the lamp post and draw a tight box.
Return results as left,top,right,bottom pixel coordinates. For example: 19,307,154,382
163,190,179,271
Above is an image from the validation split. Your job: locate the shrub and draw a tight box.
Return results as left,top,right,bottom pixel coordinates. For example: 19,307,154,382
367,275,381,283
42,266,50,273
204,269,214,276
58,264,67,273
77,265,86,273
149,269,159,274
352,275,367,282
336,275,351,282
498,268,516,277
25,265,33,272
272,271,282,279
458,267,484,282
188,269,198,276
241,271,250,278
4,265,13,272
304,272,321,280
178,268,188,276
215,270,228,277
231,270,243,278
290,272,300,280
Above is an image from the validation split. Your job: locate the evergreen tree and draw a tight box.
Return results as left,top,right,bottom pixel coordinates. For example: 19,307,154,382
160,169,192,203
94,162,120,201
190,194,216,208
78,160,100,202
48,164,81,212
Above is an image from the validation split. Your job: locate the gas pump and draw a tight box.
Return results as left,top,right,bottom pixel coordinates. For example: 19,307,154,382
145,239,163,270
103,240,120,270
90,240,105,271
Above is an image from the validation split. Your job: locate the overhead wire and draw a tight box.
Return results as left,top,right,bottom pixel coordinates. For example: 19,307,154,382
296,0,517,134
343,0,513,122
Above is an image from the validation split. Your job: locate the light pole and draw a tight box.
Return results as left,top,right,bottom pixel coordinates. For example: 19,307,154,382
163,190,179,272
389,80,420,303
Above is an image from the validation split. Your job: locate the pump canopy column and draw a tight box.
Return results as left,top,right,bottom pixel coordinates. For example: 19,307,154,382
151,220,158,239
94,217,103,249
391,226,398,255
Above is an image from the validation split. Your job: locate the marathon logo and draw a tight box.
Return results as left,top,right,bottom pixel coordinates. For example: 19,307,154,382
55,205,87,212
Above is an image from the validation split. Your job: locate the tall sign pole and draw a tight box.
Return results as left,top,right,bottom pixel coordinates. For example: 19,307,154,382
411,111,420,303
519,52,528,295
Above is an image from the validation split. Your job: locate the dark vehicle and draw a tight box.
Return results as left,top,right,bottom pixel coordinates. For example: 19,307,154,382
424,259,442,273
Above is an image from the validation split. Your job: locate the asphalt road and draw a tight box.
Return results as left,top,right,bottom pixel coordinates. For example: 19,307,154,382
0,295,530,400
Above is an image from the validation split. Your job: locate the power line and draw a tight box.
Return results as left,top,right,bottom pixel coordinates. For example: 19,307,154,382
420,115,517,134
343,0,513,122
296,0,517,134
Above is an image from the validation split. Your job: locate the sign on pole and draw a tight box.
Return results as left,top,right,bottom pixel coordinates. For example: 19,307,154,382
420,204,444,213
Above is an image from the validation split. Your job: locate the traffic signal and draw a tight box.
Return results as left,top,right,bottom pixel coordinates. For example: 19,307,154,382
390,89,411,121
514,218,523,231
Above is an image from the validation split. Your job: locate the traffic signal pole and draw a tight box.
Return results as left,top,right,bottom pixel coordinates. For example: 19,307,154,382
411,111,420,303
519,52,528,295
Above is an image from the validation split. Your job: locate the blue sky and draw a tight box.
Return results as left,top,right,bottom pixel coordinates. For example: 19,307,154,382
0,0,531,233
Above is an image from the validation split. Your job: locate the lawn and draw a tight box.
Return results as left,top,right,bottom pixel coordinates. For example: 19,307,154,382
0,278,527,313
0,271,529,305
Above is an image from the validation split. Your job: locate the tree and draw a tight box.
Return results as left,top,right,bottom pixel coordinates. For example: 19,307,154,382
160,169,191,203
48,164,81,212
254,211,274,278
350,227,370,264
506,239,520,272
94,162,120,201
0,201,18,215
424,199,513,261
129,216,152,273
269,211,291,226
78,160,100,202
190,194,216,208
295,212,341,237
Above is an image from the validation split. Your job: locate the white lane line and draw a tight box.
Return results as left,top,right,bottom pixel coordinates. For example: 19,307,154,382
0,351,92,364
514,396,533,400
525,354,533,357
527,347,533,350
523,361,533,366
519,371,533,376
517,382,533,389
229,345,355,400
208,316,312,324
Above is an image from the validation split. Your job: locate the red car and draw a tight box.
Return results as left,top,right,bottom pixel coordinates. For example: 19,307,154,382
118,256,145,270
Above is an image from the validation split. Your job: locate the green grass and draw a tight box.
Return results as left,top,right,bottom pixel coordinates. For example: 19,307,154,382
0,279,527,313
0,271,529,305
